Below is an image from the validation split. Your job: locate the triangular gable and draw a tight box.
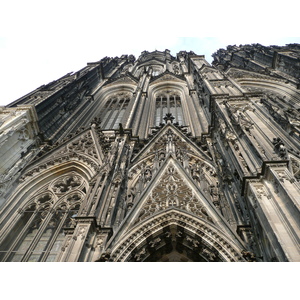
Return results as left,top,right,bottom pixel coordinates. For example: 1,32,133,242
21,128,103,178
103,74,138,88
136,57,165,67
150,71,186,84
113,156,241,243
132,158,215,225
132,123,212,164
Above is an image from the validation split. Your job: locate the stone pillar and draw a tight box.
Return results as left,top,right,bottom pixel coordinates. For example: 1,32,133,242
0,105,40,203
59,218,95,262
245,163,300,261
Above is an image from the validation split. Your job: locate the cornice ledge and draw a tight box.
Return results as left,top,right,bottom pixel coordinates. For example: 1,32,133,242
242,160,290,195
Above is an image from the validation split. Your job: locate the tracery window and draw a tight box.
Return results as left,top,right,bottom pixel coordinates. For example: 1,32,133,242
155,92,184,126
101,93,131,129
0,173,86,262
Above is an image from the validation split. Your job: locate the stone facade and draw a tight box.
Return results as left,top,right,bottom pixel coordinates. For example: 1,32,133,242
0,45,299,262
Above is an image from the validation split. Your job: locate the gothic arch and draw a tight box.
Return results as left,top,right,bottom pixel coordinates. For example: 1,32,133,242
229,74,300,149
85,84,136,128
243,81,300,103
0,162,92,233
107,209,246,262
105,155,245,262
98,91,132,129
154,91,184,126
227,69,300,103
127,151,217,205
0,169,89,262
147,82,191,129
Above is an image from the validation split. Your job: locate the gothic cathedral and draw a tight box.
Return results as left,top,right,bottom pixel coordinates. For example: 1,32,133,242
0,45,300,262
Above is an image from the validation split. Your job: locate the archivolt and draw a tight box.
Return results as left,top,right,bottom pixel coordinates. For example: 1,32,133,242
94,84,135,108
84,83,136,127
234,77,300,103
108,209,246,262
0,162,91,226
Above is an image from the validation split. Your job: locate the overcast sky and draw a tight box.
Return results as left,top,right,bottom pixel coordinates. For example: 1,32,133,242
1,1,299,106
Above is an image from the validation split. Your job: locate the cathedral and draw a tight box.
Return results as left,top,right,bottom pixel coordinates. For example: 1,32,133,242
0,44,299,262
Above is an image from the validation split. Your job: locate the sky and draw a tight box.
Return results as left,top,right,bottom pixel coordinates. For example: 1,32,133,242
1,1,300,106
1,0,299,293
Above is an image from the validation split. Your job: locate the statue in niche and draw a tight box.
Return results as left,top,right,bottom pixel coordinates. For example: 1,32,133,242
191,164,200,182
144,168,152,182
159,151,165,163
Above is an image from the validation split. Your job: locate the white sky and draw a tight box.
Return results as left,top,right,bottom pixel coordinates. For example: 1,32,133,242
1,0,299,291
1,1,299,106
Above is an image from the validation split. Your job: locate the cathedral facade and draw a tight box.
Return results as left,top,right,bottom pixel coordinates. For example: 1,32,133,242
0,44,299,262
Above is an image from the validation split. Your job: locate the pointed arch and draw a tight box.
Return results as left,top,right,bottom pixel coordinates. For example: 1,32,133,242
126,124,218,221
0,161,93,262
145,78,191,136
106,154,244,261
226,68,300,103
85,82,136,129
155,91,184,126
107,209,246,262
100,91,132,129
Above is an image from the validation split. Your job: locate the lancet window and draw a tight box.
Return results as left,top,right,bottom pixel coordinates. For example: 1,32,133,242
101,93,131,129
155,92,184,126
0,173,86,262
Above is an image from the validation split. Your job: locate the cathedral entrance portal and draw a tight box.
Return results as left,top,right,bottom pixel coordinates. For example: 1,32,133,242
108,210,246,262
129,224,219,262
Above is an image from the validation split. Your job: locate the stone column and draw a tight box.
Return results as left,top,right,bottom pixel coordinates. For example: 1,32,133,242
59,218,94,262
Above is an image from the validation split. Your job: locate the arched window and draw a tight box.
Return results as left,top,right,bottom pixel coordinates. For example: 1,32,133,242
0,173,86,262
101,93,131,129
155,92,184,126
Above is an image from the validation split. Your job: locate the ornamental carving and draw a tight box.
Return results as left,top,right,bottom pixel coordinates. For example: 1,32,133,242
172,63,180,75
2,47,300,262
135,164,213,224
210,80,235,89
20,173,86,214
128,126,214,194
110,210,245,262
67,131,98,160
253,184,271,200
20,152,99,182
51,175,83,194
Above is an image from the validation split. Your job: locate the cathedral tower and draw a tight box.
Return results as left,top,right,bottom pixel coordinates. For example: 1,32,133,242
0,45,299,261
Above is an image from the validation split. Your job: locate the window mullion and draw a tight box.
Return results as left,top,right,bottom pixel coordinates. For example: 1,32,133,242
21,210,54,262
39,210,69,262
113,98,125,129
103,98,117,128
175,96,178,121
119,99,129,125
1,210,37,262
101,97,114,126
160,96,163,124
